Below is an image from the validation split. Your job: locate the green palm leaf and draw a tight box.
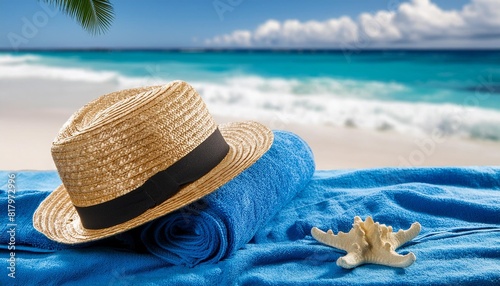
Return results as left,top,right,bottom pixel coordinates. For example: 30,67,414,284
42,0,114,35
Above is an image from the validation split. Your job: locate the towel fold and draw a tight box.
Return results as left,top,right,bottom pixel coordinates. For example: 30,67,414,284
135,130,315,266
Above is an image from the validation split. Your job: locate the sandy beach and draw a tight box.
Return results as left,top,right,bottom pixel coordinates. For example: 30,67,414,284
2,78,500,170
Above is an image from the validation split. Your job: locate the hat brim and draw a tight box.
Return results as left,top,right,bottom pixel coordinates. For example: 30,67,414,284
33,121,273,244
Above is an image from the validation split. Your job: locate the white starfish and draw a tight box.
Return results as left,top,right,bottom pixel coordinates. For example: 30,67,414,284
311,216,421,269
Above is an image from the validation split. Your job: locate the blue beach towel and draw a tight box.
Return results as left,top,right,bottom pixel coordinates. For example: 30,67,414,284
1,161,499,283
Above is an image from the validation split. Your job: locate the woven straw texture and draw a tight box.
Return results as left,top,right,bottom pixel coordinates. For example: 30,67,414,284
33,81,273,244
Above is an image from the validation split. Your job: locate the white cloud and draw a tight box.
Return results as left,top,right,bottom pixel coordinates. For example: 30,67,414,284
358,11,400,42
393,0,465,40
462,0,500,31
208,17,359,46
210,29,252,46
205,0,500,48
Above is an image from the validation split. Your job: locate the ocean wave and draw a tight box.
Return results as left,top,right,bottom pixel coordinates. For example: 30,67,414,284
0,54,170,87
191,77,500,141
0,63,118,84
0,54,41,64
2,53,500,141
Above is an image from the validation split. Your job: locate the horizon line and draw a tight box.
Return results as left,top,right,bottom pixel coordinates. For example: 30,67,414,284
2,47,500,53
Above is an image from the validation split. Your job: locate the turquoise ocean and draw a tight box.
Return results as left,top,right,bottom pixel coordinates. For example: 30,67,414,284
2,50,500,140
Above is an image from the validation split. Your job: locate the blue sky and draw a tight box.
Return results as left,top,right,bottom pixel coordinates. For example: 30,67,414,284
1,0,498,49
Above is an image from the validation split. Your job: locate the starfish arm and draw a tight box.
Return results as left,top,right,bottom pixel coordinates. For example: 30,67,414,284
337,250,365,269
392,222,421,248
311,227,353,251
367,251,417,268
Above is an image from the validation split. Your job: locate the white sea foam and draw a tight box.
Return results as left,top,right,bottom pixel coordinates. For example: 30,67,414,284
0,54,41,64
0,63,120,83
2,54,500,141
191,77,500,141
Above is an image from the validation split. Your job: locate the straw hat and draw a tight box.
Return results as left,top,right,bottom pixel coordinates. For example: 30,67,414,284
33,80,273,244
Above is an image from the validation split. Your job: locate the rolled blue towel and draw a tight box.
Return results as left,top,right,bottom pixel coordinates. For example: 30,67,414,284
137,130,315,267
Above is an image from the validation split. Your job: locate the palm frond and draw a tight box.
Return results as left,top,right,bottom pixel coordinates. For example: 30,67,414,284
42,0,114,35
